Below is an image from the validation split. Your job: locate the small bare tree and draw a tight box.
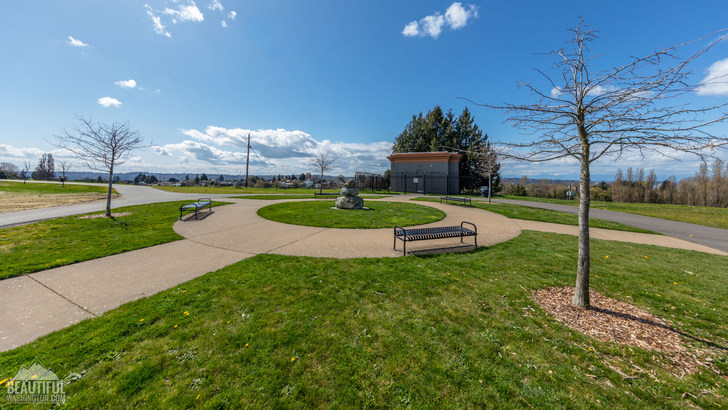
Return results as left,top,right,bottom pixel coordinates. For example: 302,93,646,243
471,20,728,308
476,142,499,202
59,161,72,187
312,149,335,194
20,162,31,184
56,116,144,217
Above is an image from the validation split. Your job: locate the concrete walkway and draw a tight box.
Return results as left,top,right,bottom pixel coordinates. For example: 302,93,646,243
1,196,725,352
0,183,231,228
491,198,728,253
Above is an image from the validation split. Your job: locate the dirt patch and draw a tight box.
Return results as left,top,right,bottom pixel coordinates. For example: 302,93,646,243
0,192,117,213
77,212,132,219
534,286,685,352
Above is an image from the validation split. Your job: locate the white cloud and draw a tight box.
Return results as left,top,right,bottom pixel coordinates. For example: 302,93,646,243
402,21,419,37
220,20,227,28
208,0,223,11
114,79,137,89
696,57,728,96
67,35,89,47
164,1,204,23
402,2,478,39
228,10,236,20
422,15,445,38
144,4,171,37
160,126,393,174
98,97,122,108
445,2,478,30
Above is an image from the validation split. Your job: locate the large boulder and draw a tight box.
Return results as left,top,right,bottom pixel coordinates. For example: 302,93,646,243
335,195,364,209
340,187,359,196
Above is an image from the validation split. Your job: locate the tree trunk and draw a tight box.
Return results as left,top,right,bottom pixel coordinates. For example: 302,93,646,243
106,164,114,217
573,156,591,308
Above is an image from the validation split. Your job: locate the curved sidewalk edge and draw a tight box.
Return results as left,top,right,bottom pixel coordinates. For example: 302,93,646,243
512,219,728,256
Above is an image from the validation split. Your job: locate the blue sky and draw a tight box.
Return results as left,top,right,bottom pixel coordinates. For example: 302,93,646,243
1,0,727,181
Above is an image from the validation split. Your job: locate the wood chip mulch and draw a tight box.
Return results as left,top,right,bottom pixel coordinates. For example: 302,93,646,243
533,287,725,376
534,287,684,352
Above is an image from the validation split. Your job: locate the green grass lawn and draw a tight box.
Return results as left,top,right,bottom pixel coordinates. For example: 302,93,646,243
414,197,656,234
154,185,340,195
0,180,113,195
232,194,389,200
1,232,726,407
0,201,228,280
257,201,445,229
499,195,728,229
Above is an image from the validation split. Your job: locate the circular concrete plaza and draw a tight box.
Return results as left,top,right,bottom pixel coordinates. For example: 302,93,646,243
173,197,522,258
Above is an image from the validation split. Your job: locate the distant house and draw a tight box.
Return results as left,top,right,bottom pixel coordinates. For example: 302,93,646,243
387,152,461,195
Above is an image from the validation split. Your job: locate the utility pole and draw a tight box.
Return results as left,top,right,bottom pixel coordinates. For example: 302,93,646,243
244,133,250,187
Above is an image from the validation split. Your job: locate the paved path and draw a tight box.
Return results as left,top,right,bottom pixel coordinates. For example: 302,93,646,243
1,195,725,352
0,183,230,228
489,198,728,253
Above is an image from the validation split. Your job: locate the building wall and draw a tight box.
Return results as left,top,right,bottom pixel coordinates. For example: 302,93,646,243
388,152,460,194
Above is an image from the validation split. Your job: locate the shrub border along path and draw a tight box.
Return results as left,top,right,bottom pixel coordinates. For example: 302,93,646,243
2,196,723,352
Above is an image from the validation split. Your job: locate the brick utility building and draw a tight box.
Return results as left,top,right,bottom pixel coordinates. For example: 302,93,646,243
387,152,461,194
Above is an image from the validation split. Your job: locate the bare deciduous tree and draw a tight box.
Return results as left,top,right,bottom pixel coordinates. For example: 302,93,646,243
312,150,335,194
471,20,728,308
59,161,72,187
476,142,499,202
20,162,31,183
56,116,144,217
0,162,18,179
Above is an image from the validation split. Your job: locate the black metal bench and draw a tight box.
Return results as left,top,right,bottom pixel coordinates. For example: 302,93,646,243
440,196,472,206
313,192,339,196
394,221,477,255
179,198,213,220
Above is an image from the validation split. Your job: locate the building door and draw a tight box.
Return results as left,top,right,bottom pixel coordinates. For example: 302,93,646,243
415,170,425,193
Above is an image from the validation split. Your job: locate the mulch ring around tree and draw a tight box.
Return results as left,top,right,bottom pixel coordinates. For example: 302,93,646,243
533,286,724,376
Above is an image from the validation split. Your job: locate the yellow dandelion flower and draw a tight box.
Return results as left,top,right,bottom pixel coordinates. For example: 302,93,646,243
227,321,230,324
0,379,7,386
605,255,609,258
140,318,144,322
6,381,13,387
174,324,178,328
673,282,678,285
656,293,661,297
196,394,200,400
184,311,189,316
291,357,296,362
245,343,249,347
644,256,649,259
182,290,186,293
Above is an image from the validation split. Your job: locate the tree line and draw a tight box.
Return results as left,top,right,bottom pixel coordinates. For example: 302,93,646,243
610,159,727,207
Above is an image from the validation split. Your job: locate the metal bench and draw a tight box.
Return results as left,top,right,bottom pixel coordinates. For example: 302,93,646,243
179,198,213,220
440,196,472,206
394,221,477,255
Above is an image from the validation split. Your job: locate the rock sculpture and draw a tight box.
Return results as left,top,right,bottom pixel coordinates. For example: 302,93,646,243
335,179,364,209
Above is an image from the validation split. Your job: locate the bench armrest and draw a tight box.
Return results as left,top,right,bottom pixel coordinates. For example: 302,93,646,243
460,221,477,233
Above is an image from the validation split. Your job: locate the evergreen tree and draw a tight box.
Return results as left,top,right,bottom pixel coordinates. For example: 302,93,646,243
393,106,500,190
